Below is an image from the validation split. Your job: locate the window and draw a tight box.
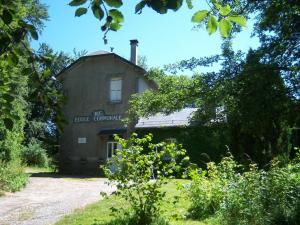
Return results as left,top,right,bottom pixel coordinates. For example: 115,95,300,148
107,142,122,159
137,77,149,93
110,77,122,102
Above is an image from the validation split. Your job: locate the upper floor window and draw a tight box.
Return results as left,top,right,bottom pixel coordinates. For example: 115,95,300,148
137,77,149,93
110,77,122,102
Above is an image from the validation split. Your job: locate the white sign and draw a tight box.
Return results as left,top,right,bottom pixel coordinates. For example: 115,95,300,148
78,137,87,144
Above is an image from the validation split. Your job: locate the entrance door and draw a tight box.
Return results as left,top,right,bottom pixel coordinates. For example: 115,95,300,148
107,142,122,172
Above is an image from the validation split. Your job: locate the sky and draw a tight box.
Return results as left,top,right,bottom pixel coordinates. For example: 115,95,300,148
32,0,260,73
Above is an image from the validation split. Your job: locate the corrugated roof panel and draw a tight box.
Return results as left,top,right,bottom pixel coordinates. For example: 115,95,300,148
135,108,198,128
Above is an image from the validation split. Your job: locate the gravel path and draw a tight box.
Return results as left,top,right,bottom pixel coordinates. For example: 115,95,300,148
0,175,115,225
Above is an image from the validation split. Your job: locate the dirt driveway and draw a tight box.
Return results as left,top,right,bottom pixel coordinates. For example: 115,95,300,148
0,174,115,225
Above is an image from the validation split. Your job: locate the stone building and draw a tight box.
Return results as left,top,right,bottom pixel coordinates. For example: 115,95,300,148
57,40,156,174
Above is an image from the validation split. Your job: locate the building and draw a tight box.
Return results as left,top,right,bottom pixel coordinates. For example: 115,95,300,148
57,40,156,174
57,40,229,174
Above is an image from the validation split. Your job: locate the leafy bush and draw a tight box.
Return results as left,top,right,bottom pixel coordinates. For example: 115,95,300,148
187,155,239,219
187,152,300,225
0,160,28,192
102,133,189,225
21,138,49,167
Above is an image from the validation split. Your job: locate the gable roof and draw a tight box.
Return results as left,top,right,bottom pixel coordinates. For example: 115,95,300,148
135,108,199,128
55,50,146,78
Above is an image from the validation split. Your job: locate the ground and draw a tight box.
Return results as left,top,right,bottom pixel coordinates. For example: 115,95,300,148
55,180,217,225
0,172,115,225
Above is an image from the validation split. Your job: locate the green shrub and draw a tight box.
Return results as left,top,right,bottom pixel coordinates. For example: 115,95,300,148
220,164,268,225
0,160,28,192
102,133,188,225
187,152,300,225
187,155,239,219
21,138,49,167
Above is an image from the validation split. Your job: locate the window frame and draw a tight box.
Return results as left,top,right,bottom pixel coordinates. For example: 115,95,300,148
107,141,121,159
109,77,122,103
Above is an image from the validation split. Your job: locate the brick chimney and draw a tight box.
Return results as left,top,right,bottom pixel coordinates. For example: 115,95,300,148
130,39,138,65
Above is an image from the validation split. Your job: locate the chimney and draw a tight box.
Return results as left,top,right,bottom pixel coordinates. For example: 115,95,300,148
130,39,138,65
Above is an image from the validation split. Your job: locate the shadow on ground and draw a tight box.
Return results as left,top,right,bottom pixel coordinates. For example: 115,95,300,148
28,172,104,179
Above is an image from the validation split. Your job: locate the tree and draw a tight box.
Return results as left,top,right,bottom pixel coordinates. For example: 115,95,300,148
69,0,249,42
128,42,297,165
251,0,300,98
0,0,48,131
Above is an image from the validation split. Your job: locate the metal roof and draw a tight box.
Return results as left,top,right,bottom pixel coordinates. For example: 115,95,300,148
87,50,111,56
135,108,198,128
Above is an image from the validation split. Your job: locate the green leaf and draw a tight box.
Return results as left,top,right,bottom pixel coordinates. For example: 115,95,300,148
92,4,104,20
219,5,231,16
219,18,232,37
2,9,13,24
109,22,122,31
149,0,168,14
192,10,209,23
69,0,87,6
212,0,221,10
3,94,14,103
207,15,218,35
228,15,247,27
7,53,18,64
26,24,38,40
186,0,193,9
75,7,87,17
167,0,183,11
104,0,123,8
135,1,146,14
3,118,13,131
109,9,124,23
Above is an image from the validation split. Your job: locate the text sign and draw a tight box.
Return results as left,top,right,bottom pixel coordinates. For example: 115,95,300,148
74,110,122,123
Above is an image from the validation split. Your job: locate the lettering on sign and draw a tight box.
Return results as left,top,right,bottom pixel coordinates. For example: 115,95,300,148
74,110,122,123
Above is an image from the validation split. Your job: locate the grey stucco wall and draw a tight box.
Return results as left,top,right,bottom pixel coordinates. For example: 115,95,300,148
58,54,149,174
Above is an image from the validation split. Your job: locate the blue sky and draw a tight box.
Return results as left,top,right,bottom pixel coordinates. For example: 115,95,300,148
32,0,260,72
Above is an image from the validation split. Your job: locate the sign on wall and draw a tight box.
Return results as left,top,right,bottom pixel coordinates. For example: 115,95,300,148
73,110,122,123
78,137,87,143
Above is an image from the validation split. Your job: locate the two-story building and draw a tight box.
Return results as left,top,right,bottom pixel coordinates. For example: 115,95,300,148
57,40,156,174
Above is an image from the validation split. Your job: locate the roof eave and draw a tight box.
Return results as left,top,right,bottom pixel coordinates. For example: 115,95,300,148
55,53,146,79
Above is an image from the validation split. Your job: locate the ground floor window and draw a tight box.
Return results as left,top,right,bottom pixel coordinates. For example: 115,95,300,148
107,142,122,159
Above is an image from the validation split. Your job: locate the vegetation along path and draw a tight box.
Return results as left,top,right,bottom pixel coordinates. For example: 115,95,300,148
0,175,115,225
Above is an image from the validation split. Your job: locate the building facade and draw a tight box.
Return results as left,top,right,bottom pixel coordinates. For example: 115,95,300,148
57,40,155,174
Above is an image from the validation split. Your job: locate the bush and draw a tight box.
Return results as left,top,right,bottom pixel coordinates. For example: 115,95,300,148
187,153,300,225
0,160,28,192
102,133,188,225
187,155,239,219
21,138,49,167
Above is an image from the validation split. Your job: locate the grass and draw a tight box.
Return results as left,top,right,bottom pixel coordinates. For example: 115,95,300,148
24,166,56,174
55,180,219,225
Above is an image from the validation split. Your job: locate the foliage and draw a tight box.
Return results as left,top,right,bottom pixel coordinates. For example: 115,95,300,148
186,155,239,219
0,54,28,162
0,0,48,130
136,125,231,167
68,0,249,42
21,138,49,167
129,41,297,166
224,49,293,164
137,55,148,71
252,0,300,98
102,133,189,225
186,153,300,225
0,160,28,192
